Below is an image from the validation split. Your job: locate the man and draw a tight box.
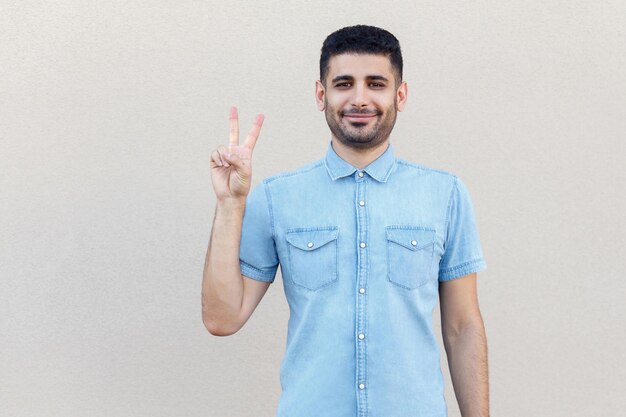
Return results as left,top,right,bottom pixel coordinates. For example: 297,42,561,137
202,25,489,417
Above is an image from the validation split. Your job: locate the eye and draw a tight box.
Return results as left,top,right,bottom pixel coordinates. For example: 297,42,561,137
370,83,385,88
336,83,351,88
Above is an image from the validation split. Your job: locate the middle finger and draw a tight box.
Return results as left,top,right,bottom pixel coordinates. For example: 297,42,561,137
229,106,239,146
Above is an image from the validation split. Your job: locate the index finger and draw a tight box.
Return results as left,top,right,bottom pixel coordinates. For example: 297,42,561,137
229,106,239,146
243,113,264,151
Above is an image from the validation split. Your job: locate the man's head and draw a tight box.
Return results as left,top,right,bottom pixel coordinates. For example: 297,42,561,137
319,25,403,89
315,25,408,151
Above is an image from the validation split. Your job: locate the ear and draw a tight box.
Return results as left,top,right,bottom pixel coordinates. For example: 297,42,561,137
396,81,408,112
315,80,326,111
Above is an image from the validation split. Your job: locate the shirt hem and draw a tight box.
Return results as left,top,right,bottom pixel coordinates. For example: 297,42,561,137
438,258,487,281
240,260,277,283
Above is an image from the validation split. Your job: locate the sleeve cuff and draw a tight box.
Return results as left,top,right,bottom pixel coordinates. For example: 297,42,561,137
438,258,487,282
240,259,278,283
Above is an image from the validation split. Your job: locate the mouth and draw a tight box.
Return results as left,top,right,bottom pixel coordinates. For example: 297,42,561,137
343,113,377,122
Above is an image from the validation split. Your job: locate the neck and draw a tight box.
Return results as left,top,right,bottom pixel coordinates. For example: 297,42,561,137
331,138,390,170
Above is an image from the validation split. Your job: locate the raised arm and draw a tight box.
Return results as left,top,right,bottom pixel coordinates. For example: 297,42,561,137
201,107,267,336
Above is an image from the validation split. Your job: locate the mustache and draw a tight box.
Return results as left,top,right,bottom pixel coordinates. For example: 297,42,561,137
342,110,380,116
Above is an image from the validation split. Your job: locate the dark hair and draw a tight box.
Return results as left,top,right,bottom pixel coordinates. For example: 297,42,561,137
319,25,403,87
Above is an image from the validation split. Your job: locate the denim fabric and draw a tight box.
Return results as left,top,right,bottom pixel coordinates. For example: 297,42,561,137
239,140,486,417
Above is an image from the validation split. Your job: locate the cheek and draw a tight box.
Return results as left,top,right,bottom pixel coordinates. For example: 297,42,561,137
372,91,395,103
325,93,348,108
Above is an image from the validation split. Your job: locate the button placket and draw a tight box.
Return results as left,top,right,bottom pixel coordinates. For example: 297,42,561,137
354,172,369,411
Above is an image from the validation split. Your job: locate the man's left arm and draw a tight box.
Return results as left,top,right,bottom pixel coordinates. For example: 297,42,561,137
439,272,489,417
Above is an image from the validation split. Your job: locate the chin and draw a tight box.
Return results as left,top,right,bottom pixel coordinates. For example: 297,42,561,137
340,137,381,150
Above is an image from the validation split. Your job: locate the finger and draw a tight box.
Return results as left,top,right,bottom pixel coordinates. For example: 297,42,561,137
217,145,230,167
243,113,264,151
223,150,243,168
229,106,239,146
211,149,225,167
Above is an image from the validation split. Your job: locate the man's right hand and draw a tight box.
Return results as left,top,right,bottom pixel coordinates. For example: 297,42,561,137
210,106,264,202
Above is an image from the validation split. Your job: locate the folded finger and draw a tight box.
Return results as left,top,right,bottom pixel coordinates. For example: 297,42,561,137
211,149,223,167
217,145,230,167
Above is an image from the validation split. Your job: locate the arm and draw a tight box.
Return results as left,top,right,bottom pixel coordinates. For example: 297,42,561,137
201,199,271,336
201,199,245,336
201,107,270,336
439,272,490,417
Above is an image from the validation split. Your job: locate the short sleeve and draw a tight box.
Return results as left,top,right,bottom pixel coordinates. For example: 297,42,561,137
239,181,279,283
438,176,487,281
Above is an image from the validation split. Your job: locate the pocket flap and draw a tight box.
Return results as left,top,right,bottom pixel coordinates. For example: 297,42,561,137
386,227,435,251
286,227,338,251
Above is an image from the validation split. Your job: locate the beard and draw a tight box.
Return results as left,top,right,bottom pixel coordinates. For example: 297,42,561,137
324,99,398,150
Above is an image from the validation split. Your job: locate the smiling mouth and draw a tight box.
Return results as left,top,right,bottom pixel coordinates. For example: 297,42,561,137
343,114,377,122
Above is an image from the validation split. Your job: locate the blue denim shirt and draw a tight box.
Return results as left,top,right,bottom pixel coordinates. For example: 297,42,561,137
239,140,486,417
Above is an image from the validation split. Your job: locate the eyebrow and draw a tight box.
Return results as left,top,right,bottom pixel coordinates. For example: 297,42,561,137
331,75,390,84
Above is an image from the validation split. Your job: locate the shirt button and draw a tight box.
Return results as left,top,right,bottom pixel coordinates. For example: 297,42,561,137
411,240,417,246
359,288,365,294
358,333,365,340
360,242,366,248
307,242,314,248
358,171,364,178
359,383,365,389
359,200,365,206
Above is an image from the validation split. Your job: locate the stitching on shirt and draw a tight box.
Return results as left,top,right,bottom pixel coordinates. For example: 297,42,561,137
439,257,484,274
380,157,396,182
264,160,325,183
394,159,458,178
262,180,277,240
324,155,351,180
240,259,275,279
441,176,459,266
354,179,370,410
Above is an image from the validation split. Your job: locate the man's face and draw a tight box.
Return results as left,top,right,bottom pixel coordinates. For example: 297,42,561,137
316,53,407,150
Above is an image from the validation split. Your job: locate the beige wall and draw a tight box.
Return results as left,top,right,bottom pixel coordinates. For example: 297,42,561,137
1,1,625,416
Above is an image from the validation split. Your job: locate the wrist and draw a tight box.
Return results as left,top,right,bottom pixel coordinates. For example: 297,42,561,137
216,196,247,212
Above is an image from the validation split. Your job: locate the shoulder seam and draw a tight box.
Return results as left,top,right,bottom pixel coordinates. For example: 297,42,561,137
442,175,460,254
261,181,276,240
394,159,457,178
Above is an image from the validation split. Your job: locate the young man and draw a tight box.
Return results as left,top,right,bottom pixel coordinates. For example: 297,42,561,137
203,25,489,417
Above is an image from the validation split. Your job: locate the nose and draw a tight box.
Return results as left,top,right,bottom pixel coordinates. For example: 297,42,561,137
351,84,370,108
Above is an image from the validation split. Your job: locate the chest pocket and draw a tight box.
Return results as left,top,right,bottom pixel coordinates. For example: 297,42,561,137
285,226,339,291
386,226,436,290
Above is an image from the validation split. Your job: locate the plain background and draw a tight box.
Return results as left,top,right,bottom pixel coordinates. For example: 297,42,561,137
2,1,625,416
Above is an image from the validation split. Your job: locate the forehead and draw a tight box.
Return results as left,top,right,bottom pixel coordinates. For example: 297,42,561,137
326,53,394,80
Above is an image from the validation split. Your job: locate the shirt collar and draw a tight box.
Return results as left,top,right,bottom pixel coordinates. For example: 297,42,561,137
324,140,396,183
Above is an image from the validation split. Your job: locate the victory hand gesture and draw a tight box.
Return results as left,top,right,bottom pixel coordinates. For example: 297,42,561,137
210,107,264,202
